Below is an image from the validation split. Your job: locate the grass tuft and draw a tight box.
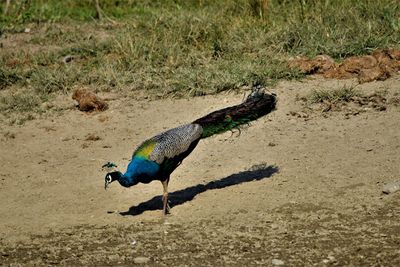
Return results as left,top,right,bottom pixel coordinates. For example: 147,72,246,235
0,91,42,113
0,67,22,90
306,86,360,104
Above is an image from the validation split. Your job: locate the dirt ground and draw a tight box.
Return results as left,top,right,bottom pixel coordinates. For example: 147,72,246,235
1,76,400,266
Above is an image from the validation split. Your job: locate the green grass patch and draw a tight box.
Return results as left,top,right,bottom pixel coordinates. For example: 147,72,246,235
0,67,22,89
0,90,42,113
306,86,361,104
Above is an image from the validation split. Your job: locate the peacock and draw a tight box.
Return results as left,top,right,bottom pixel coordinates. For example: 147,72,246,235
104,90,276,215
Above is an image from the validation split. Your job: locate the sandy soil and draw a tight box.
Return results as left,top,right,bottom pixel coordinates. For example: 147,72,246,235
1,77,400,266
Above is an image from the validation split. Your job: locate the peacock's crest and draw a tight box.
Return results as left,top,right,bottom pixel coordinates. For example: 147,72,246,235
102,161,118,172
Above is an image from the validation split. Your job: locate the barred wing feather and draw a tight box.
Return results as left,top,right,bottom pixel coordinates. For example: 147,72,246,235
148,124,203,164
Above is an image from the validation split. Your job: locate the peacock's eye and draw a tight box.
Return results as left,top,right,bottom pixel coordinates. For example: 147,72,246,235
106,175,112,183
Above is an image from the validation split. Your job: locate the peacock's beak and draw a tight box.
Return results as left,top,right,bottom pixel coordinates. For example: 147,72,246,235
104,174,113,190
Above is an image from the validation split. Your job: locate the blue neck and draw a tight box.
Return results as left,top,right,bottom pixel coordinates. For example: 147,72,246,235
117,171,138,187
118,156,160,187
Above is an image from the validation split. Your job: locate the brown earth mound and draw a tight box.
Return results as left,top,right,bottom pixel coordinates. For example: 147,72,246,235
72,88,108,112
289,49,400,83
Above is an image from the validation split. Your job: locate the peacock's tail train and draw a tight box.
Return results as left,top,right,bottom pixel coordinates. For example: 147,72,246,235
193,90,277,138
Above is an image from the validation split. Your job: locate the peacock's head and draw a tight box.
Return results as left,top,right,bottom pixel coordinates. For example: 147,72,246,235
104,171,121,190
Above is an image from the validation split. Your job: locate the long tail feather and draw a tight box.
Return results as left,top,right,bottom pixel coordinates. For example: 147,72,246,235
193,90,277,138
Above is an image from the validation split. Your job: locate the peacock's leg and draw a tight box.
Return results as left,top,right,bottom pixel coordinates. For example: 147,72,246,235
161,178,170,215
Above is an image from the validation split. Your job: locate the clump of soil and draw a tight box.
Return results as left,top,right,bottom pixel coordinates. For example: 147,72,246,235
289,49,400,83
288,55,336,74
72,88,108,112
85,133,101,141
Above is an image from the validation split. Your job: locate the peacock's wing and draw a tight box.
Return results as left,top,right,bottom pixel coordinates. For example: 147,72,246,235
133,123,203,164
148,123,203,164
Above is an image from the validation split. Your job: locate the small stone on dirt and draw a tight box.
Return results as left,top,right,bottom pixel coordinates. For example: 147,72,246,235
272,259,285,266
382,181,400,194
327,255,336,261
108,255,119,261
133,256,150,264
63,55,74,64
270,223,279,229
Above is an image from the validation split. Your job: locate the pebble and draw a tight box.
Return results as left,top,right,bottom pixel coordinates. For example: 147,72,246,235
63,55,74,63
382,181,400,194
270,223,279,230
327,255,335,261
133,256,150,264
272,259,285,266
108,255,119,261
322,255,336,263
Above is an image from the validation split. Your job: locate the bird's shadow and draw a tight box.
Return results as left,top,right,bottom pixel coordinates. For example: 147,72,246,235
119,164,279,216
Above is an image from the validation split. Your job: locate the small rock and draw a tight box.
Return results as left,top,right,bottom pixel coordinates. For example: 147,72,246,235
63,55,74,64
133,256,150,264
327,255,335,261
322,255,336,263
24,28,31,33
382,181,400,194
108,254,119,261
272,259,285,266
270,223,279,230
